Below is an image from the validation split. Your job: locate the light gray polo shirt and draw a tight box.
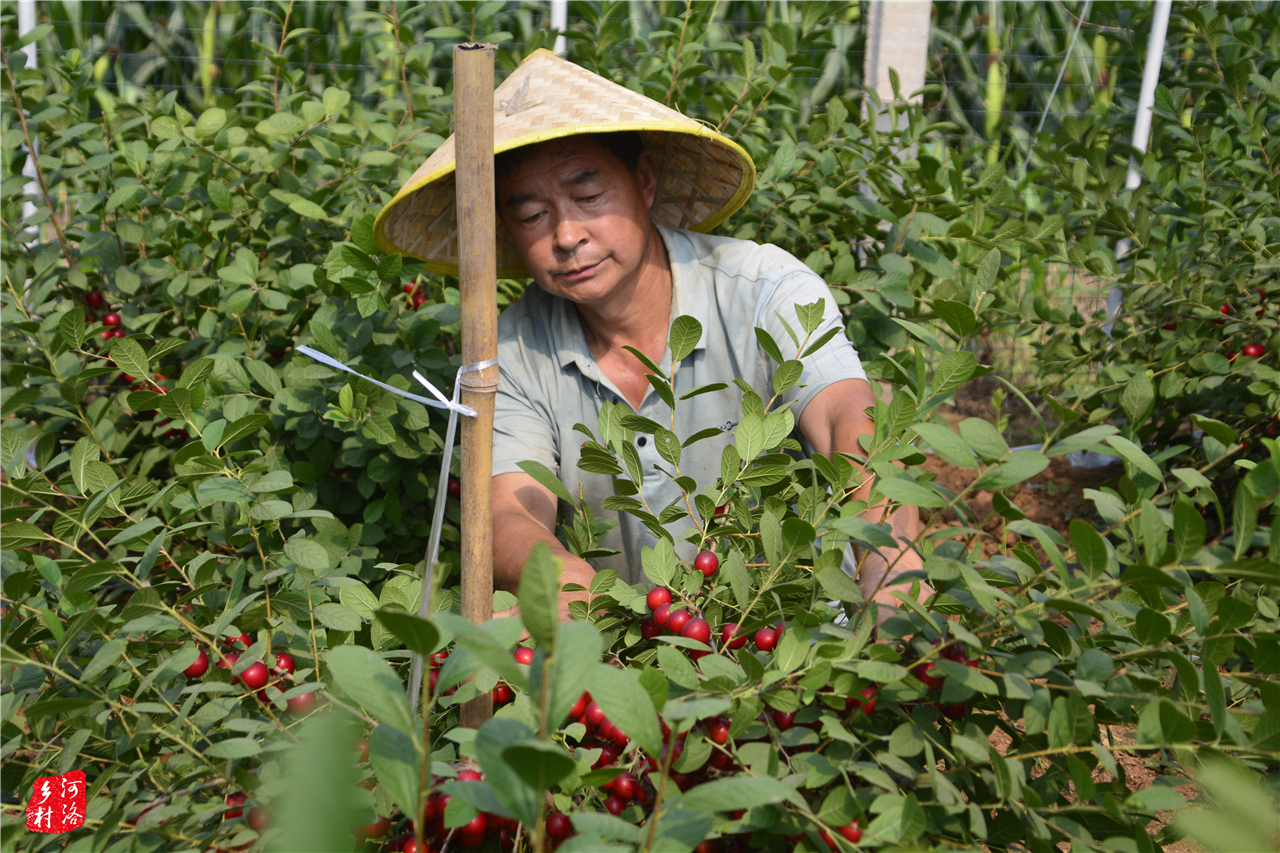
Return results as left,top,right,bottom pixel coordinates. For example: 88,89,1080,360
493,223,867,587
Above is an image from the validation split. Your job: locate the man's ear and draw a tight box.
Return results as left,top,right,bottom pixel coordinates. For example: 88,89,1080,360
636,149,658,210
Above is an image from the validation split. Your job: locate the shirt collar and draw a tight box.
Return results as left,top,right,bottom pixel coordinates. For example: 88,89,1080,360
553,220,712,373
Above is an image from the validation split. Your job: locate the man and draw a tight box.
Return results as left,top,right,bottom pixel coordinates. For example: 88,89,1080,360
375,50,924,623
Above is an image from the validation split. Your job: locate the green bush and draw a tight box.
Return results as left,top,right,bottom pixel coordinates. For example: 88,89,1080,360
2,5,1279,853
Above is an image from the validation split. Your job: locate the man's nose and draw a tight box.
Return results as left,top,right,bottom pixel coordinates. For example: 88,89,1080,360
553,215,587,253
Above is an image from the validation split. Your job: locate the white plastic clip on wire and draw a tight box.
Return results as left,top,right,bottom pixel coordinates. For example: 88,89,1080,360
293,345,497,712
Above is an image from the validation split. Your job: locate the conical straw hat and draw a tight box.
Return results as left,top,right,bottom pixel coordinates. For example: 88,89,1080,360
374,49,756,279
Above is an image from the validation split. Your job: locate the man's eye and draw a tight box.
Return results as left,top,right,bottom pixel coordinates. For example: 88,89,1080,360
578,193,603,203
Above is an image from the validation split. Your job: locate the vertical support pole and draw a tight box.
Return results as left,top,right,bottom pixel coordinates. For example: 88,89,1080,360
550,0,568,55
1110,0,1172,331
17,0,38,233
862,0,932,131
453,43,498,729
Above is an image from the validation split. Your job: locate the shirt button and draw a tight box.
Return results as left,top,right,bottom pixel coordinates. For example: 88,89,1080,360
638,436,647,447
612,396,618,404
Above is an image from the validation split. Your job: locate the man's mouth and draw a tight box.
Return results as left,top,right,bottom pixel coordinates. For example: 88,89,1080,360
559,260,602,282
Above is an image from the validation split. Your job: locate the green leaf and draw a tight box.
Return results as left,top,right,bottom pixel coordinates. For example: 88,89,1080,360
1046,424,1120,457
795,299,825,335
549,621,601,725
198,477,253,504
518,542,561,654
1233,484,1258,561
1120,371,1155,426
873,474,948,509
218,413,270,448
327,645,415,737
290,198,329,220
516,460,573,504
1069,519,1110,580
322,86,351,117
69,437,100,496
59,308,86,348
285,538,330,572
735,413,765,462
195,107,227,138
81,638,127,682
475,718,539,826
374,610,439,656
316,603,362,632
932,351,978,397
206,737,263,759
110,337,150,379
933,299,976,337
974,449,1049,491
369,723,419,814
587,664,662,757
669,315,703,364
913,422,976,469
958,418,1009,463
502,740,577,790
816,563,863,603
669,776,803,813
1126,785,1186,813
1104,435,1163,482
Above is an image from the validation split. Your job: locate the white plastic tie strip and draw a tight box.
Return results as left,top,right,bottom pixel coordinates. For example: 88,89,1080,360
295,345,498,713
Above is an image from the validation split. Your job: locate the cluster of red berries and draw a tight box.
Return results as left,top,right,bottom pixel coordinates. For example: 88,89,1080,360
639,586,783,662
910,640,978,719
387,770,520,852
403,283,428,310
183,633,316,715
85,289,128,340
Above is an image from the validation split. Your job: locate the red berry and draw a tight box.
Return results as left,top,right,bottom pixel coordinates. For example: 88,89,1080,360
612,772,637,800
457,769,482,782
646,586,672,611
226,633,252,648
103,312,121,327
184,649,209,678
546,812,573,840
721,623,747,650
459,812,487,846
224,793,246,819
287,691,318,715
770,710,796,731
640,617,662,640
492,684,513,705
682,617,711,645
586,701,607,728
110,328,125,338
1221,303,1232,315
652,602,671,628
695,841,720,853
216,651,240,670
247,806,270,831
403,284,415,294
754,627,778,652
849,686,877,716
1163,321,1177,331
707,718,731,745
714,503,728,515
1243,343,1265,358
240,661,270,690
604,794,625,816
693,550,719,578
430,650,449,668
819,828,838,851
513,646,535,665
100,329,113,340
569,692,589,719
413,293,428,309
838,821,862,843
360,814,389,838
594,744,620,769
666,609,692,635
86,289,105,308
941,703,967,720
399,838,419,853
1227,350,1238,362
914,662,946,691
355,738,369,762
273,651,295,675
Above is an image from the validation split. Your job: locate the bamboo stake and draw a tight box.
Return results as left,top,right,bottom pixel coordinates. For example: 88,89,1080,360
454,42,498,729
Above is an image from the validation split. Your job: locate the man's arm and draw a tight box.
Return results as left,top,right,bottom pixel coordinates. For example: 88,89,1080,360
797,377,930,623
493,471,595,621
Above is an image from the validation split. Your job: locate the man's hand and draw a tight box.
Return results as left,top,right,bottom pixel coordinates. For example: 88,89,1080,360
493,471,595,625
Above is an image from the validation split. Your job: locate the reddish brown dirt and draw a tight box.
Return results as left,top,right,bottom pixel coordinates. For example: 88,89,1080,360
920,454,1124,557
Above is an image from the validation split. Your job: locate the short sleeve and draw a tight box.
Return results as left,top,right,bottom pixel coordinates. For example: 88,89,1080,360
758,269,867,418
492,357,560,479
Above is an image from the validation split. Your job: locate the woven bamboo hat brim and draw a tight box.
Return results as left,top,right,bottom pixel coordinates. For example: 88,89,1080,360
374,49,756,278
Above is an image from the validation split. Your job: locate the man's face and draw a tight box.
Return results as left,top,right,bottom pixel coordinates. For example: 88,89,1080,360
497,136,658,306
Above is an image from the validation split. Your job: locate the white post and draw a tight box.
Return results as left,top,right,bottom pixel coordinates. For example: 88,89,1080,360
550,0,567,56
1109,0,1172,331
17,0,38,234
863,0,931,122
